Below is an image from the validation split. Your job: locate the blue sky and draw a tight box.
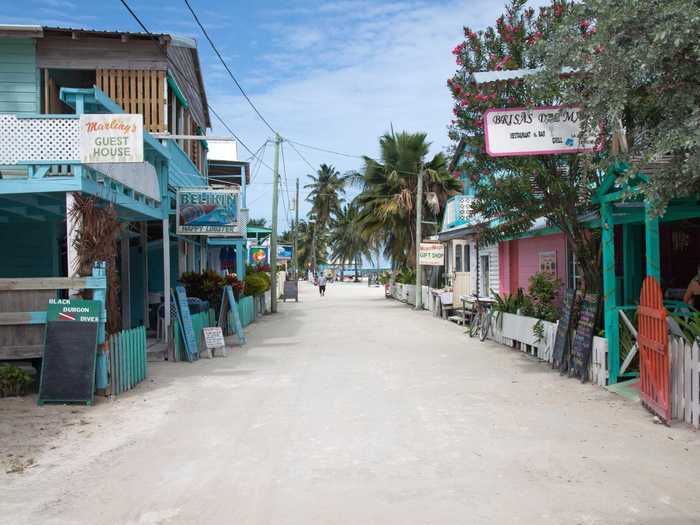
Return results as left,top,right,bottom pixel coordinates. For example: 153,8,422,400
7,0,546,231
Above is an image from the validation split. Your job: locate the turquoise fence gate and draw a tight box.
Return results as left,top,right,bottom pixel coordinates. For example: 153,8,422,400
109,325,147,395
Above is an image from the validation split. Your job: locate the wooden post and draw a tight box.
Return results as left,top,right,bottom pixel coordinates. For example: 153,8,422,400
93,261,109,391
645,203,661,281
120,232,131,329
415,168,423,310
141,222,150,329
200,237,207,272
162,216,170,343
270,133,281,314
601,201,620,384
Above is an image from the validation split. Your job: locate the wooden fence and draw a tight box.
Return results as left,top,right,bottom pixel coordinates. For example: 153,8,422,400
108,325,147,396
669,336,700,429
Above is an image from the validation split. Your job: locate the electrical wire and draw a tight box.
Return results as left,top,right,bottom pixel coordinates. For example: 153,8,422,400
119,0,275,175
183,0,279,137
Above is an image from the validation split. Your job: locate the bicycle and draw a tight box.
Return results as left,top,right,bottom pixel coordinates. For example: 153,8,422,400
465,295,495,341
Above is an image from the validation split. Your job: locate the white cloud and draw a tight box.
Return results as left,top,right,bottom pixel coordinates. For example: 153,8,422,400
204,0,545,227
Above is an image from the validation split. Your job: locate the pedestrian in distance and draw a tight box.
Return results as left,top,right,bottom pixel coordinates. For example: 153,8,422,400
318,274,327,296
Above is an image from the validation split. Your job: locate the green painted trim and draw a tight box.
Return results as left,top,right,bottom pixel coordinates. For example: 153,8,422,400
503,225,562,241
167,73,189,110
644,203,661,281
601,201,620,384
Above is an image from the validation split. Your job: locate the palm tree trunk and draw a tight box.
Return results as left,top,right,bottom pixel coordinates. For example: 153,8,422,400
311,226,317,277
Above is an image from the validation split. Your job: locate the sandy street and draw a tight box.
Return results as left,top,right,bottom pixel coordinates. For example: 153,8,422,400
1,281,699,524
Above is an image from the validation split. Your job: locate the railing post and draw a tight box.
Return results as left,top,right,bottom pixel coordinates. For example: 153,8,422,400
92,261,109,392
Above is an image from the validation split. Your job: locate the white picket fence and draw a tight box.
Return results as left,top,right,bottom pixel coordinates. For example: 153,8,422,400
669,336,700,429
491,312,608,386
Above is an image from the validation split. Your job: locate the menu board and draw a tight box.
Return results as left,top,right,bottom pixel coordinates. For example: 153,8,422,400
173,286,199,362
284,280,298,302
552,289,576,371
569,294,600,382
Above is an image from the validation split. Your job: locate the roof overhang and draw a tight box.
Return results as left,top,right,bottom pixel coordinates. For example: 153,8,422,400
0,24,43,38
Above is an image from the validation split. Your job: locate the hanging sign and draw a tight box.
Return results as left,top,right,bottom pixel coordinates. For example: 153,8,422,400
418,242,444,266
483,106,598,157
79,114,143,163
277,244,293,260
248,246,269,266
176,188,241,236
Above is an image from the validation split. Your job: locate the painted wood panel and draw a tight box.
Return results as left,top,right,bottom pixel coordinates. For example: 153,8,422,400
0,38,39,115
96,69,165,132
167,45,207,129
37,36,167,70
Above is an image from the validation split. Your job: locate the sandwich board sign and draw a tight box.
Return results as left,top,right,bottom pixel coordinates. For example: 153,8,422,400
202,326,227,357
79,114,143,163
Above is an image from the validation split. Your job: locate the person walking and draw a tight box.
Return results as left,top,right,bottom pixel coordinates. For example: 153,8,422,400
318,273,327,296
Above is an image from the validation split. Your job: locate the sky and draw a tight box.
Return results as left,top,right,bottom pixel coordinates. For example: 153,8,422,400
6,0,546,232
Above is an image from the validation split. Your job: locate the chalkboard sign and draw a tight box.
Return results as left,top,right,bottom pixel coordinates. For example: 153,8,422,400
569,293,600,382
38,321,98,405
174,286,198,362
552,289,576,371
218,285,245,345
283,280,298,302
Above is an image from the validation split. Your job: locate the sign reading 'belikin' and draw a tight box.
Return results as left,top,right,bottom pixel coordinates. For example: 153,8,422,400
79,114,144,163
176,188,241,236
483,106,598,157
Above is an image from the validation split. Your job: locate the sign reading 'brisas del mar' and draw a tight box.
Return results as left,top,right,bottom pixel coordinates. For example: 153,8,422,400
483,106,599,157
176,188,241,236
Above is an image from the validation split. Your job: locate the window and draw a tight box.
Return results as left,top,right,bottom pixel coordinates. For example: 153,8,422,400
480,254,490,296
465,244,471,272
455,244,462,272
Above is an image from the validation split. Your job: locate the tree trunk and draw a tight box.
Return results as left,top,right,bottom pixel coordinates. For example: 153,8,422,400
354,256,359,282
311,228,317,277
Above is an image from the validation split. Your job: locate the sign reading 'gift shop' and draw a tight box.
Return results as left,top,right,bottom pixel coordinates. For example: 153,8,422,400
79,114,144,163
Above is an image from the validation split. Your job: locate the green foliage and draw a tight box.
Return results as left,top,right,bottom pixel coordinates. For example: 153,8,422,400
673,311,700,345
447,0,602,292
520,271,562,322
395,267,417,285
0,365,32,397
244,272,271,297
532,0,700,212
354,131,461,268
247,217,268,227
179,270,244,309
379,271,392,285
492,289,526,329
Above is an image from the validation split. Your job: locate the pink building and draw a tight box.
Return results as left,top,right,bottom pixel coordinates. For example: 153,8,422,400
499,227,571,296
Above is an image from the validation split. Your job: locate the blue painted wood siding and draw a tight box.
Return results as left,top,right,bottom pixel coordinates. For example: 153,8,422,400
0,39,40,114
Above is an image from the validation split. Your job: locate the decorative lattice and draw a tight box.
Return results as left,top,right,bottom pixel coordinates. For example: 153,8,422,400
457,196,471,222
0,114,79,165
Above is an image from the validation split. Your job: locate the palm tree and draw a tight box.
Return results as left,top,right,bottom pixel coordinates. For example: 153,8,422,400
328,202,369,281
355,131,462,270
247,217,267,227
304,164,348,274
294,219,327,278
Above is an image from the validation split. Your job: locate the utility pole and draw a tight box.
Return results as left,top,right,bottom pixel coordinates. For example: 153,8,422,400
293,178,300,280
415,168,423,310
270,133,281,314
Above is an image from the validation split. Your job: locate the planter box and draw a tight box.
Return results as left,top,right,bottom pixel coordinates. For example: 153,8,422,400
421,286,430,311
491,312,607,385
405,284,416,305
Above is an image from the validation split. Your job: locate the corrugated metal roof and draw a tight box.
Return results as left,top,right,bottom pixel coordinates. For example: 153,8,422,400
42,26,169,40
166,141,207,189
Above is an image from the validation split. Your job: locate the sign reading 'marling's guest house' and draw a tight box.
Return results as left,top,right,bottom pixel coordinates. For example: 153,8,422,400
79,114,144,163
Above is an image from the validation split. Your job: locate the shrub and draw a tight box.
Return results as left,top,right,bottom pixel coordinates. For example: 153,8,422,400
244,272,271,296
520,271,562,322
395,267,416,284
180,270,245,310
0,365,32,397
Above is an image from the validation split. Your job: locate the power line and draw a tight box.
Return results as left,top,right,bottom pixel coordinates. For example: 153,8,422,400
285,139,364,159
118,0,275,175
183,0,278,136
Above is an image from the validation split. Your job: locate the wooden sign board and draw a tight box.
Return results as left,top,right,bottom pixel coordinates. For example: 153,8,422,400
218,286,245,346
38,321,98,405
570,293,600,382
551,289,576,371
47,298,101,322
283,280,298,302
173,286,199,362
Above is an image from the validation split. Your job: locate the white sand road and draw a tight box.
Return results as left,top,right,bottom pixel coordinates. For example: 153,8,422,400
1,281,699,524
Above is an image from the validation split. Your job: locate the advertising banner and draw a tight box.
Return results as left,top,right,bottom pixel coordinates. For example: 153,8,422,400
248,246,269,266
277,244,293,260
483,106,598,157
176,188,241,236
418,242,445,266
79,114,143,163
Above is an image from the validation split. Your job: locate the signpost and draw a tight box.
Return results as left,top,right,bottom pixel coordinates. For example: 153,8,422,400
176,188,241,236
418,242,445,266
79,114,143,163
483,106,598,157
